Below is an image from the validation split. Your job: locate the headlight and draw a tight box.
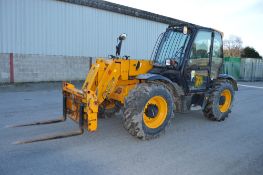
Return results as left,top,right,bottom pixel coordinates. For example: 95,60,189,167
165,59,171,66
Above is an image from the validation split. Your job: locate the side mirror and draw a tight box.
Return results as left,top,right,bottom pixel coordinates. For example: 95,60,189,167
118,33,127,41
116,33,127,57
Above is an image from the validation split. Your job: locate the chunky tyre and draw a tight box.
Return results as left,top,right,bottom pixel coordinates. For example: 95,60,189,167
123,83,174,140
203,80,235,121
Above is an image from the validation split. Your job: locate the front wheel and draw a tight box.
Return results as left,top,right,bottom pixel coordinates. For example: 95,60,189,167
123,83,174,140
203,81,235,121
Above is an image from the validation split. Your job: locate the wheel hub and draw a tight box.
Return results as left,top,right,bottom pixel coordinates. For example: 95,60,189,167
144,104,159,118
143,96,168,129
219,96,226,105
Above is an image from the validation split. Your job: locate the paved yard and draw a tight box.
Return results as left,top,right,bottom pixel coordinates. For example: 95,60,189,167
0,82,263,175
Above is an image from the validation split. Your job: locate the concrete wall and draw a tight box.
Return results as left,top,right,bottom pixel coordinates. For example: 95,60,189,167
0,54,10,83
0,53,94,83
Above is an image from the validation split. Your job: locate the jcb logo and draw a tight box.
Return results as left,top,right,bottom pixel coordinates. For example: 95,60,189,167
194,75,203,88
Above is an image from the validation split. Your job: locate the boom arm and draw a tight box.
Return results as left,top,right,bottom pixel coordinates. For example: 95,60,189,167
63,58,153,132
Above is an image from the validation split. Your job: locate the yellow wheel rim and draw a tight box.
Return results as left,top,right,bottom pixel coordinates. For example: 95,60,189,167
219,89,232,113
143,96,168,129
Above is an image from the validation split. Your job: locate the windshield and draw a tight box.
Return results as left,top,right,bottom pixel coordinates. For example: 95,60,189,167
151,27,191,65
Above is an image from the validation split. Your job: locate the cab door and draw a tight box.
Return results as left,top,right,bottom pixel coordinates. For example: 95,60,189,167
211,32,224,80
185,30,212,92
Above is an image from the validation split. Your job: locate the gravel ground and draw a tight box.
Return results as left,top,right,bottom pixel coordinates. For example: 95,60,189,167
0,81,263,175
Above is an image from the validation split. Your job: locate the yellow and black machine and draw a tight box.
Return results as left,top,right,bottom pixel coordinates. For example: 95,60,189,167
12,24,238,144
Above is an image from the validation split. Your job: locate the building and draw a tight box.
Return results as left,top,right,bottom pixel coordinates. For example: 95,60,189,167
0,0,189,83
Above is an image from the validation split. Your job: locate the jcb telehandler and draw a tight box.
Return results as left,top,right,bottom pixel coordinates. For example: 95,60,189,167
12,24,237,144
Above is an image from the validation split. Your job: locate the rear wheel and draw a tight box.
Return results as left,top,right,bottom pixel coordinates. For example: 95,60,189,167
123,83,174,140
203,81,234,121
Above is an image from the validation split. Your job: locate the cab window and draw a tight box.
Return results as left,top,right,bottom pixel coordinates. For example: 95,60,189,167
211,32,223,79
189,31,212,67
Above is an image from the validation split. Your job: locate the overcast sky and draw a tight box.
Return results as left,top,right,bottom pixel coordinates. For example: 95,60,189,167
107,0,263,55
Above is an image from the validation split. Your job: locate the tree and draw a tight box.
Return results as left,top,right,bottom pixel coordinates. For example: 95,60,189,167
223,35,243,57
241,47,262,59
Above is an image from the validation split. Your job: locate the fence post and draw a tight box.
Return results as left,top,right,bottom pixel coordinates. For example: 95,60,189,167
9,53,14,83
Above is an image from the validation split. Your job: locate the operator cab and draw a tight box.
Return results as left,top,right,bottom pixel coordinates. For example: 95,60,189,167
151,25,224,93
